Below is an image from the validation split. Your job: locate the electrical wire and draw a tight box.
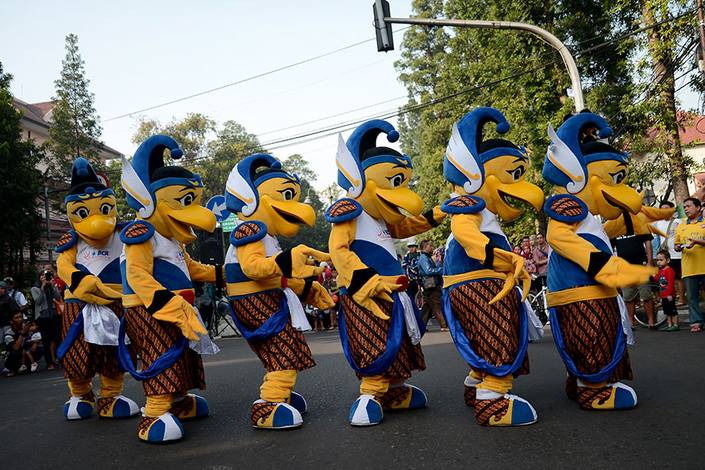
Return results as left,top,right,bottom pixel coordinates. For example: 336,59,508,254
102,27,410,122
121,9,698,164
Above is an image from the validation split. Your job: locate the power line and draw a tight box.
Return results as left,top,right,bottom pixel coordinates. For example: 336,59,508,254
257,10,697,144
127,10,696,165
102,27,410,122
257,94,408,136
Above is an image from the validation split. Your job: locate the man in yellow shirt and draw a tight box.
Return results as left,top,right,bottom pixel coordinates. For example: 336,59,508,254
674,197,705,332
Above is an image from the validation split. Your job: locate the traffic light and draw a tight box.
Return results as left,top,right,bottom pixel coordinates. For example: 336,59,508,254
373,0,394,52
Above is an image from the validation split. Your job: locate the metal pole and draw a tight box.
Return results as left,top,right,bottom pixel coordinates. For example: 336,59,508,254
44,183,53,266
385,16,585,111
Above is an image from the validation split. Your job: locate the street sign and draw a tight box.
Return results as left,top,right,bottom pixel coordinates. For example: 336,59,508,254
221,213,238,232
206,195,228,222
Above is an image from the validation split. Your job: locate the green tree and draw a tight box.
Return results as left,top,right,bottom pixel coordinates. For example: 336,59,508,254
103,159,133,222
133,113,216,165
393,0,667,241
0,62,44,281
278,155,330,251
200,120,262,199
131,116,260,200
49,33,102,179
632,0,696,203
282,154,317,182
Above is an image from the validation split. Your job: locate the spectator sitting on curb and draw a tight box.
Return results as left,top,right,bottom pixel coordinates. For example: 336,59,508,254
3,311,43,376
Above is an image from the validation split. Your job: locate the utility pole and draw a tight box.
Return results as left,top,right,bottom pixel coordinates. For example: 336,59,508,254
373,0,585,112
44,182,52,266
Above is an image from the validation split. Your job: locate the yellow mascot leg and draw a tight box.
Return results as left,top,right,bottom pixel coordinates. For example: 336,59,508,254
99,374,123,398
252,370,303,429
144,394,173,417
260,370,297,402
477,374,513,394
360,374,390,399
67,378,93,398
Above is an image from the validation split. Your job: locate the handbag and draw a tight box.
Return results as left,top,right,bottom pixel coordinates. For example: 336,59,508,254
422,276,437,289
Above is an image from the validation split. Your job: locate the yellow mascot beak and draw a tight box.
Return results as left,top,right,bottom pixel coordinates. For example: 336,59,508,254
486,175,544,221
374,184,424,220
267,198,316,228
73,215,116,242
166,204,216,242
590,176,642,217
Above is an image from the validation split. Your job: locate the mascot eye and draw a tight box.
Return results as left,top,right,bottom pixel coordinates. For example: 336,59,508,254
179,193,195,207
507,166,526,181
279,189,296,200
100,203,114,215
387,173,405,188
73,207,89,219
610,170,626,184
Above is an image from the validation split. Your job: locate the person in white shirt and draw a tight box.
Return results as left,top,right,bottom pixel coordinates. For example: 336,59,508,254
651,201,685,305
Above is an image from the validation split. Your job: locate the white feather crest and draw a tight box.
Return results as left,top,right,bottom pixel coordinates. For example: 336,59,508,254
446,123,483,194
547,123,586,194
225,165,258,217
336,133,363,198
120,156,154,218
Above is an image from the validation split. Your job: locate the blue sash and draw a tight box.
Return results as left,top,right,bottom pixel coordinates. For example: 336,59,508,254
56,308,84,362
117,316,188,381
442,282,528,377
338,290,406,376
549,306,626,383
227,290,290,341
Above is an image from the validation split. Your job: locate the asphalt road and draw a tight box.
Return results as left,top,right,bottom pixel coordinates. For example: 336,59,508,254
1,325,701,470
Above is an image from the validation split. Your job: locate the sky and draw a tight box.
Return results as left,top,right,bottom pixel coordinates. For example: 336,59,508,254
1,0,414,191
1,0,700,192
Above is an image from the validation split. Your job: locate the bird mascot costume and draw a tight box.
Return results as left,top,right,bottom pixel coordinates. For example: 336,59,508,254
326,119,445,427
542,112,654,410
56,157,139,421
119,135,220,443
440,107,544,427
223,154,334,430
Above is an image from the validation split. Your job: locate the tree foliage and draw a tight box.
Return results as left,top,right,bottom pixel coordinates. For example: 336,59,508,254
49,34,102,180
0,62,44,282
129,116,331,251
394,0,697,243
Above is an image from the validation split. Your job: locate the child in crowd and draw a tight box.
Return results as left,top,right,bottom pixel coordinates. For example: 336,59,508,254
656,250,679,331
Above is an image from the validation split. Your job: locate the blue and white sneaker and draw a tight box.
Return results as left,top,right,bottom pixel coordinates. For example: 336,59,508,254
251,400,303,429
576,381,638,410
349,394,383,426
138,412,184,443
474,389,538,426
169,394,209,419
98,395,139,419
382,384,428,410
64,394,96,420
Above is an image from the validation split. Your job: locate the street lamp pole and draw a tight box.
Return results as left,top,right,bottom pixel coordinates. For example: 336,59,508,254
373,1,585,111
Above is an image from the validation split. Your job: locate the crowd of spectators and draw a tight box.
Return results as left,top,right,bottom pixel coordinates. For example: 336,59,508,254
1,270,64,376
